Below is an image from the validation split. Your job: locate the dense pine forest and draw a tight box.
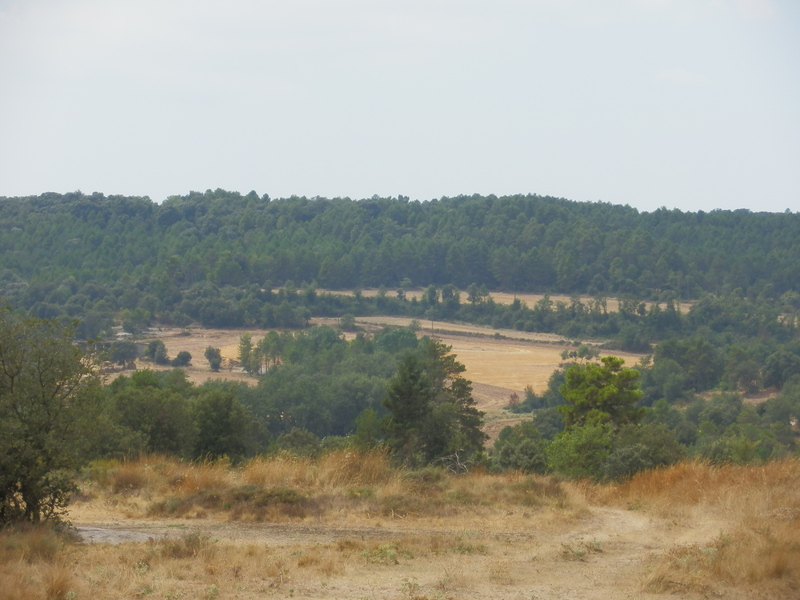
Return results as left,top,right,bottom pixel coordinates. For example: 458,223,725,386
2,190,799,333
2,190,799,301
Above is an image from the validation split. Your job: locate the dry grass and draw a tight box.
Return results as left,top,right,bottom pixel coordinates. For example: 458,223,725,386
0,525,74,600
7,455,797,599
590,459,800,594
83,451,580,522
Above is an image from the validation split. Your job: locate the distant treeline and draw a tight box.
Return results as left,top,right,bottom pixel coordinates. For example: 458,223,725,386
2,189,799,303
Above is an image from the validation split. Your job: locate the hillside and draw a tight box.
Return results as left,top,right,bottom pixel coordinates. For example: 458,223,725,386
2,191,799,312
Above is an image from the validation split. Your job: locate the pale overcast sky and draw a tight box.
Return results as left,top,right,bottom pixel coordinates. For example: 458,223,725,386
1,0,798,212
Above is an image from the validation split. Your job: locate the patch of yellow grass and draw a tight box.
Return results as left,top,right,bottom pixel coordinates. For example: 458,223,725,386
8,457,800,599
589,459,800,594
241,449,395,490
0,526,74,600
79,452,588,523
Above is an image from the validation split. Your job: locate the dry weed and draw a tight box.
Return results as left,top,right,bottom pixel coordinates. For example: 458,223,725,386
173,457,234,494
43,561,74,600
83,452,602,522
242,454,311,487
487,558,515,585
633,459,800,595
434,557,473,593
0,527,76,600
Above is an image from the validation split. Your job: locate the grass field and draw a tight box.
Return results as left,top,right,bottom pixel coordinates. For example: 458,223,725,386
3,454,798,600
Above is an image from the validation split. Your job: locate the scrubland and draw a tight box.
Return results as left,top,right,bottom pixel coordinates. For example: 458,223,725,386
2,452,798,600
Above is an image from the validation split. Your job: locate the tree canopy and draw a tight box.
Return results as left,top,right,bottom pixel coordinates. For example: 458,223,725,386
383,338,486,467
558,356,645,429
0,309,101,524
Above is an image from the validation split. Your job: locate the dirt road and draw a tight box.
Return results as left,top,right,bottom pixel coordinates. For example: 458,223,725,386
70,501,736,600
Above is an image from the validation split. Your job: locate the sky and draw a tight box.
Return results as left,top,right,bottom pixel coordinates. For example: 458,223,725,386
1,0,798,213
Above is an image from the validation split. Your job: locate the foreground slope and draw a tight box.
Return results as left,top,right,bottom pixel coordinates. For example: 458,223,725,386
4,454,796,600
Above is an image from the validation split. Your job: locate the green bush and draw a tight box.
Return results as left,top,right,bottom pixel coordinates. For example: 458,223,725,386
546,424,613,480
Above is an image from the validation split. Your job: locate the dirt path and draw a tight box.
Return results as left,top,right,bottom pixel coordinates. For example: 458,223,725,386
71,504,729,600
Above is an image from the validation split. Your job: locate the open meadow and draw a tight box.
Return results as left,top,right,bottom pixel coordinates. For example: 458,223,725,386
3,453,798,600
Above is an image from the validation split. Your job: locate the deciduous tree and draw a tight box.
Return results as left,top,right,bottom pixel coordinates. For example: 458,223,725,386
0,309,101,524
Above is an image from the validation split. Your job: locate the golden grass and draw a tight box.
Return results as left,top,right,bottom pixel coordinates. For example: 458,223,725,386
0,526,74,600
0,525,519,600
6,455,794,599
593,458,800,513
588,459,800,594
82,452,582,522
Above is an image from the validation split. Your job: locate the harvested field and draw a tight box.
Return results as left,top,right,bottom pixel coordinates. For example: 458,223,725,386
137,321,644,395
318,315,643,394
316,288,695,313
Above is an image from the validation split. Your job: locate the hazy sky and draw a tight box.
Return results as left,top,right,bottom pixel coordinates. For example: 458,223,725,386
1,0,798,212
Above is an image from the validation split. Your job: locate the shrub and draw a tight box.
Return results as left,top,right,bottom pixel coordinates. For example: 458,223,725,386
546,424,614,480
171,351,192,367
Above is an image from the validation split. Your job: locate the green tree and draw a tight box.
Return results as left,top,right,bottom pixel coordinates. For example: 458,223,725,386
559,356,644,428
144,339,170,365
171,350,192,367
415,338,487,462
763,349,800,389
546,423,614,480
238,333,256,374
108,339,138,367
0,310,102,524
193,389,254,460
353,408,383,450
383,353,433,466
112,383,197,457
440,284,461,316
492,421,547,473
602,423,685,481
383,339,487,466
204,346,222,372
339,313,357,331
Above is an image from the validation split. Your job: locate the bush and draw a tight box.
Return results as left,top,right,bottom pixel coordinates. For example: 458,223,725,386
492,421,547,473
546,424,614,480
144,340,170,365
204,347,222,372
171,351,192,367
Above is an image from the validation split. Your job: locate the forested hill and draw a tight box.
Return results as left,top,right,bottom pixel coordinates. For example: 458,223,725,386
2,190,798,304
